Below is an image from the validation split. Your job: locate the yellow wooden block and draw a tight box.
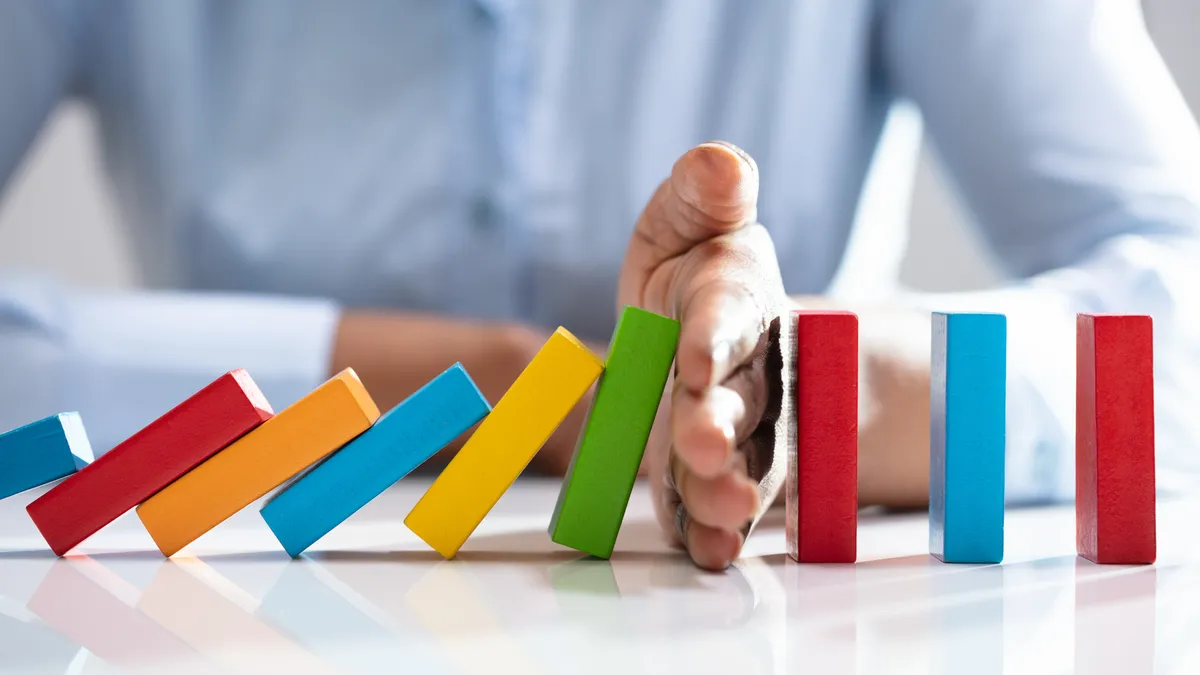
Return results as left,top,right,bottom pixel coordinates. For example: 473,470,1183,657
136,369,380,557
404,327,603,558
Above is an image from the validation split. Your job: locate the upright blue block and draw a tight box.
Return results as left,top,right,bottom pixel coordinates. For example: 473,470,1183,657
0,413,94,500
261,363,491,557
930,313,1006,564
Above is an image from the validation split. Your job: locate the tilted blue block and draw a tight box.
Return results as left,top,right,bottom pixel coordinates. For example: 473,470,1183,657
0,413,94,500
930,313,1006,564
261,363,491,557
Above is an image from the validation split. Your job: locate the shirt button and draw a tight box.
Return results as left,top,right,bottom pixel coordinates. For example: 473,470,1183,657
470,195,497,233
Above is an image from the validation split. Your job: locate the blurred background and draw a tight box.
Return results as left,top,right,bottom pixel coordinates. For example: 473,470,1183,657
0,0,1196,294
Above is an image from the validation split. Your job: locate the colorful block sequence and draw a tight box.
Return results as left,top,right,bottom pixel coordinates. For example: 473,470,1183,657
0,309,1157,565
0,310,655,558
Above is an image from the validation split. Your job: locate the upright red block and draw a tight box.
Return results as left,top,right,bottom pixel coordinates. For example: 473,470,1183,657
27,370,273,555
1076,314,1155,564
787,310,858,563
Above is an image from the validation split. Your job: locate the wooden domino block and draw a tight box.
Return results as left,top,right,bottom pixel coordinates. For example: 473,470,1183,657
550,306,679,559
787,310,858,563
261,363,491,557
27,370,273,556
1076,313,1155,564
929,312,1006,564
405,327,603,558
136,369,380,557
0,413,93,500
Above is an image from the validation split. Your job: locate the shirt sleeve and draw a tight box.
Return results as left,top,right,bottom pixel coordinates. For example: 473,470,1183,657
881,0,1200,503
0,277,341,455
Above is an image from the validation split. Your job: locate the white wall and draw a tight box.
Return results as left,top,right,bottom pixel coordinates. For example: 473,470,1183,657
0,1,1197,293
901,0,1200,291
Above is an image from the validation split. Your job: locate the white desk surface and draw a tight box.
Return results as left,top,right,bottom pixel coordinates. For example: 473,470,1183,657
0,478,1195,675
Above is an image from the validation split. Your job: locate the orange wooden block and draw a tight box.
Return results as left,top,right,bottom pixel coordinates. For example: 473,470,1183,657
136,369,380,557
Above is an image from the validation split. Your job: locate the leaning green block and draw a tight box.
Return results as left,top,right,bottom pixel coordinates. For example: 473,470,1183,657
549,305,680,559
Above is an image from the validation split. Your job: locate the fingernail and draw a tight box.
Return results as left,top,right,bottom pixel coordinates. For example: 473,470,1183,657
708,141,757,176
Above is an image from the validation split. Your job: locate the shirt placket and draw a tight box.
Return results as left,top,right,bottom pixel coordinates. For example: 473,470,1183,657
474,0,536,319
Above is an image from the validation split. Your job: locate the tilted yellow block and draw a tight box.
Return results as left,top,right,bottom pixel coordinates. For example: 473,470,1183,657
137,369,380,557
404,327,603,558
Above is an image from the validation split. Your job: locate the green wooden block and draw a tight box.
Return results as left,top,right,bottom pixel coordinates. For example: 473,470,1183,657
549,305,680,558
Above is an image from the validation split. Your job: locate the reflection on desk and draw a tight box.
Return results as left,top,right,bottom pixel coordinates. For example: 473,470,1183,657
1,478,1198,675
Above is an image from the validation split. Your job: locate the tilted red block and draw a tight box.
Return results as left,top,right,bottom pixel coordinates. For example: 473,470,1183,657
27,370,273,555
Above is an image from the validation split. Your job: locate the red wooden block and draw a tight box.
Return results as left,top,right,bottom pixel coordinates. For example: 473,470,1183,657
787,310,858,563
26,370,273,556
1076,314,1155,564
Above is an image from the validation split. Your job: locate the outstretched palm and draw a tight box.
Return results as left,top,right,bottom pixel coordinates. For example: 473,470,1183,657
618,142,791,570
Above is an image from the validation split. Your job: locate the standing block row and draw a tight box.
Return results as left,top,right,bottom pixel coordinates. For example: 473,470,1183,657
784,309,1156,568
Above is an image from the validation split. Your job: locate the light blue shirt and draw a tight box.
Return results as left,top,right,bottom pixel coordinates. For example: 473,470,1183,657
2,0,1199,503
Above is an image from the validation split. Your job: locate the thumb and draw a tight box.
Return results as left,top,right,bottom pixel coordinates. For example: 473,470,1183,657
618,141,760,312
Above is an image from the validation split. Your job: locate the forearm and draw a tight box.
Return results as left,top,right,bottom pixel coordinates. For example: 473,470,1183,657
877,0,1200,504
329,311,593,472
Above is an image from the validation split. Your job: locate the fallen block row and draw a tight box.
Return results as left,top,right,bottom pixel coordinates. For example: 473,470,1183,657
0,309,1155,566
0,306,678,561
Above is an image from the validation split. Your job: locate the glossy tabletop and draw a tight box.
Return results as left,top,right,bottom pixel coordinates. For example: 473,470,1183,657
0,478,1195,674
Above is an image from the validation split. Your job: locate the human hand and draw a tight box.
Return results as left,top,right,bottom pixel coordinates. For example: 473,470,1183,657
618,142,791,570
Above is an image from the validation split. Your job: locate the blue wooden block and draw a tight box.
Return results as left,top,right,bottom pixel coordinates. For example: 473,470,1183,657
261,363,491,557
930,312,1006,564
0,413,94,500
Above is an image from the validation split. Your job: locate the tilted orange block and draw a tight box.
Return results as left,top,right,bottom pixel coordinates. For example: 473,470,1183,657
136,369,380,557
